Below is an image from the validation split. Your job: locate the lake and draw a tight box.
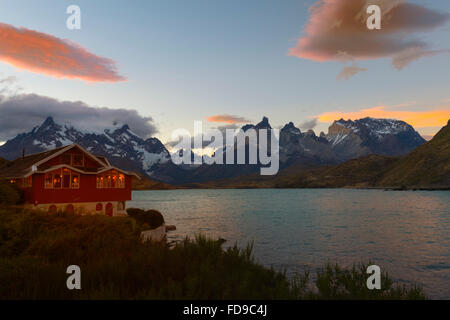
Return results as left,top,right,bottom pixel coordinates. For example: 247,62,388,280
128,189,450,299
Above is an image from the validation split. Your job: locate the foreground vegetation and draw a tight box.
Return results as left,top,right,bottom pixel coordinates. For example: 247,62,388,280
0,206,425,300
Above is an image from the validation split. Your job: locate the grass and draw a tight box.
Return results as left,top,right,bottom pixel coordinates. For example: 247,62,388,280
0,206,426,300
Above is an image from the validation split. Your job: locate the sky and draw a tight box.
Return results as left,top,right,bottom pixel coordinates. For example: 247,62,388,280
0,0,449,145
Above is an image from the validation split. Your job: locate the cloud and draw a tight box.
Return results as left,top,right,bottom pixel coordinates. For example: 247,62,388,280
289,0,450,69
0,23,125,82
392,47,450,70
0,93,157,141
337,64,367,80
207,114,251,124
299,118,318,130
317,105,450,128
0,75,21,95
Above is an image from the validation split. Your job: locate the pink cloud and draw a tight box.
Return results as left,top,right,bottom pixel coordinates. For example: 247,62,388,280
0,23,125,82
207,114,250,124
289,0,450,68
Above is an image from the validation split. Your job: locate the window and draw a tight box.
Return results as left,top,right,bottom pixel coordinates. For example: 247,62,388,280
72,154,84,167
96,176,104,188
60,153,84,167
48,205,57,214
96,203,103,211
45,174,53,189
45,169,80,189
22,176,32,188
53,174,62,189
71,174,80,189
96,171,126,189
66,204,75,214
106,174,112,188
111,171,117,188
118,174,125,188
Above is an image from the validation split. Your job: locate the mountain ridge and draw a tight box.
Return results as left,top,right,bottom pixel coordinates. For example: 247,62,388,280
0,116,430,184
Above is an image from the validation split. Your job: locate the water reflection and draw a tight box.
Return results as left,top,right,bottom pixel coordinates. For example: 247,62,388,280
129,189,450,299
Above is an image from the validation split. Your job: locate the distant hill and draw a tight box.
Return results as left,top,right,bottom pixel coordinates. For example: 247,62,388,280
273,155,398,188
0,157,8,169
132,175,179,190
376,119,450,188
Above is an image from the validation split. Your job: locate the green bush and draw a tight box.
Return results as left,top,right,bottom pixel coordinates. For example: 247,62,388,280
126,208,165,229
0,180,23,205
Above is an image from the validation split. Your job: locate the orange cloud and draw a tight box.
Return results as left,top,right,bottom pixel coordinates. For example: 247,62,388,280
289,0,450,68
317,106,450,128
0,23,125,82
207,114,250,124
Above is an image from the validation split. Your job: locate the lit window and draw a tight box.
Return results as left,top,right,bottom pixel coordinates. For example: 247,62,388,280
96,176,104,188
72,174,80,189
111,171,117,188
106,175,112,188
54,174,62,189
45,174,53,189
118,174,125,188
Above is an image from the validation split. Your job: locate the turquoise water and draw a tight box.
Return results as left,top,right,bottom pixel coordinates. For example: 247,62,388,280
129,189,450,299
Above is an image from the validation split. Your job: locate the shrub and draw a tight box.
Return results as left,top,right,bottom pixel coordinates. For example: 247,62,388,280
126,208,165,229
0,180,23,205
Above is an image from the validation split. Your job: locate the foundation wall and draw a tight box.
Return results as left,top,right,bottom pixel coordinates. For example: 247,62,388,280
25,201,128,217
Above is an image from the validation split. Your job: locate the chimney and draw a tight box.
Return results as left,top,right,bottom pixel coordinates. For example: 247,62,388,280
22,148,25,160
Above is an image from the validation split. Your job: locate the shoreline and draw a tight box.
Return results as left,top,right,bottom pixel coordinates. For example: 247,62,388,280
133,186,450,191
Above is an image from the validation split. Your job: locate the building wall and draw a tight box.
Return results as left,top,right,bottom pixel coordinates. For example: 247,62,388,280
28,173,133,205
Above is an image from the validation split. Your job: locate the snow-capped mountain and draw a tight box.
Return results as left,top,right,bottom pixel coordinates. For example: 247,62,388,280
326,117,426,160
0,116,427,184
279,121,337,166
0,116,174,180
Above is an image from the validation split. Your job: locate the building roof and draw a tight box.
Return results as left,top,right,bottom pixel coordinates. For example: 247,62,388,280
0,144,139,179
0,146,66,179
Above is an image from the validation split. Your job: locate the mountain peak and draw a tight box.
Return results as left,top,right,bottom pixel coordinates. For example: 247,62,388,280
41,116,55,126
120,124,130,131
36,116,59,133
256,116,271,129
281,122,301,135
305,129,316,137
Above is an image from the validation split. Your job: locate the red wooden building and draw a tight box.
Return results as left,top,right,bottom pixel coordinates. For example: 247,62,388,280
0,144,139,216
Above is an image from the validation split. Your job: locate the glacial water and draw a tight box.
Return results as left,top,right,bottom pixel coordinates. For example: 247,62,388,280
128,189,450,299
